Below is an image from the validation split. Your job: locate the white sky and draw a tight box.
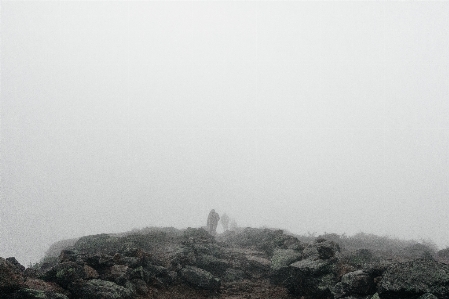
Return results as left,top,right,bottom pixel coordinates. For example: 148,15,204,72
1,1,448,265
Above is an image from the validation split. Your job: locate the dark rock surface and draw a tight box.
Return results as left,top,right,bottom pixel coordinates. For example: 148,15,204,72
378,258,449,299
70,279,134,299
5,226,449,299
180,266,221,290
0,257,25,294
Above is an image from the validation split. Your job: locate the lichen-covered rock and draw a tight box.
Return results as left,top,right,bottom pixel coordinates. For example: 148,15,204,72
342,270,375,295
302,239,341,260
180,266,221,290
418,294,439,299
70,279,134,299
196,254,229,276
42,262,85,288
244,255,271,278
0,257,25,293
6,257,25,273
285,258,338,298
378,258,449,299
5,288,69,299
222,268,245,282
83,265,99,279
271,249,302,271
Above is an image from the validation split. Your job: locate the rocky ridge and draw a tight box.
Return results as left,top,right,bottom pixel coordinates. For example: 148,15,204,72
1,227,449,299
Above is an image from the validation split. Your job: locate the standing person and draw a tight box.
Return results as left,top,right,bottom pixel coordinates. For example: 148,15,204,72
207,209,220,236
221,213,230,232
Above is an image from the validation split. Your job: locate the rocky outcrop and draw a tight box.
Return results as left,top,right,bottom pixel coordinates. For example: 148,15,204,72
4,288,69,299
287,258,339,298
11,226,449,299
378,258,449,299
180,266,221,290
42,262,86,288
70,279,134,299
270,238,341,299
332,270,376,298
0,257,26,294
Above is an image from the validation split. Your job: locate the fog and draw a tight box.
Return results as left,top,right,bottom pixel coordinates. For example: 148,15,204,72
1,1,448,266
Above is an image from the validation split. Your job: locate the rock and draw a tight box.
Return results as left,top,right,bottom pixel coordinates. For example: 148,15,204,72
24,278,68,294
222,268,245,282
271,249,302,271
341,296,372,299
302,239,340,260
70,279,134,299
285,258,338,298
84,265,99,279
145,264,173,285
131,278,148,295
418,293,439,299
58,250,78,263
4,288,69,299
6,257,25,273
341,270,375,295
180,266,221,290
332,270,375,298
196,254,230,276
290,258,335,275
378,258,449,299
218,227,303,255
42,262,85,288
130,266,147,281
0,257,25,293
245,255,271,278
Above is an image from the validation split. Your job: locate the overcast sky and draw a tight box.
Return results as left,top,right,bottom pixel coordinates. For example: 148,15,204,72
1,1,448,265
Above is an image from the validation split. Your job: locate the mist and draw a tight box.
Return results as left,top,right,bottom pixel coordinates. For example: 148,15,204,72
1,1,448,266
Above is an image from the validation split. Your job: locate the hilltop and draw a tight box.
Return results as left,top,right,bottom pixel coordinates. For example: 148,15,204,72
2,226,449,299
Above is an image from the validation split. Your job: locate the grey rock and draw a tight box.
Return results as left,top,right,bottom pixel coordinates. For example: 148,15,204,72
340,270,375,295
302,239,340,260
180,266,221,290
0,257,25,293
70,279,134,299
271,249,302,271
5,288,69,299
285,257,338,298
378,258,449,299
222,268,245,282
6,257,25,272
42,262,85,288
418,293,439,299
196,254,229,276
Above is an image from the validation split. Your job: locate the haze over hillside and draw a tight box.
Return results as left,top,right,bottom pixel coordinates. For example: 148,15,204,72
1,1,449,266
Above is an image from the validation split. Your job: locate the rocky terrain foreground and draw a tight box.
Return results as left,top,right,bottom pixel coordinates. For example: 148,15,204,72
2,227,449,299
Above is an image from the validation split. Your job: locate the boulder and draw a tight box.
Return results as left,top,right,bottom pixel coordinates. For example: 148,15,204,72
418,294,439,299
42,262,85,288
6,257,25,272
70,279,134,299
378,258,449,299
331,270,376,298
243,255,271,278
0,257,25,293
222,268,245,282
285,258,338,298
302,239,340,260
131,278,148,295
58,250,78,263
196,254,229,276
271,249,302,271
180,266,221,290
4,288,69,299
83,265,99,279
